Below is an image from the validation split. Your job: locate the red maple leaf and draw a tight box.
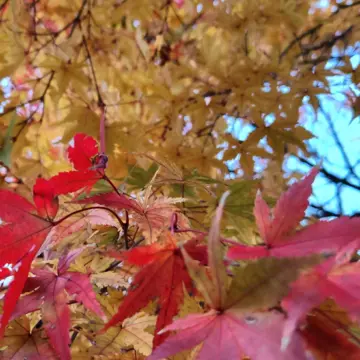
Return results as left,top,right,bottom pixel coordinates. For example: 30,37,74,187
75,192,142,213
49,133,104,196
300,306,360,360
148,193,307,360
227,168,360,259
33,178,59,220
67,133,98,171
10,249,104,360
281,239,360,349
102,233,207,348
0,187,56,337
0,133,113,338
50,170,103,196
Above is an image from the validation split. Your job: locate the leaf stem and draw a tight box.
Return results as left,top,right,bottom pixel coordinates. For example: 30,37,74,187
99,105,106,154
102,174,121,195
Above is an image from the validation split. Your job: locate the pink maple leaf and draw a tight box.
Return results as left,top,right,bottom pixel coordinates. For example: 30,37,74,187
148,310,307,360
11,249,104,320
33,177,59,220
75,191,188,240
227,168,360,259
148,193,308,359
281,239,360,349
10,249,104,358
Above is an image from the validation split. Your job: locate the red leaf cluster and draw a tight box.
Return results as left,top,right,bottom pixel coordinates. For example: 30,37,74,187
10,250,104,360
1,133,360,360
104,234,207,348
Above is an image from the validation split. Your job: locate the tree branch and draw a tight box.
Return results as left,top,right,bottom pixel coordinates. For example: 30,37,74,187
318,99,355,175
298,156,360,191
82,34,107,154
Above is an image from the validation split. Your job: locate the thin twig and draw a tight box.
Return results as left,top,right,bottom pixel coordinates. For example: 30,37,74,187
318,99,355,175
298,156,360,191
279,24,322,62
82,34,107,154
53,205,124,228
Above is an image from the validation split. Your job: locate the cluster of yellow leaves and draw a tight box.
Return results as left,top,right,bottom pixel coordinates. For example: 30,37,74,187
71,310,156,359
1,0,359,194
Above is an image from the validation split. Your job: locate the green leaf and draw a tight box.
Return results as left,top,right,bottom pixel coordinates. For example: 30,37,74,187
225,214,258,245
75,179,113,200
224,180,258,220
225,257,318,311
170,183,196,198
126,163,159,190
187,169,224,185
98,227,120,246
0,113,16,167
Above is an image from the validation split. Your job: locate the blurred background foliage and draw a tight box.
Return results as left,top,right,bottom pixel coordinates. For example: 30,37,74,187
0,0,359,223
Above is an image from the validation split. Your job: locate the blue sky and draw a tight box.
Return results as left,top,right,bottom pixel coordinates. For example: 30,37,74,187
287,50,360,216
224,46,360,217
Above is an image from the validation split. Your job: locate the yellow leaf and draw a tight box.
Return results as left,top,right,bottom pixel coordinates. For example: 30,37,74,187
91,271,130,290
0,317,57,359
72,312,155,358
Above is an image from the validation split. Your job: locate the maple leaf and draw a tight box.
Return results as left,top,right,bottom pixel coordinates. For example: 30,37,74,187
300,301,360,360
10,250,105,359
42,208,120,250
91,271,130,289
48,133,104,196
50,170,103,196
42,291,71,360
71,310,152,360
0,190,54,337
102,233,207,348
67,133,98,171
148,310,307,360
281,239,360,349
75,192,142,213
227,168,360,259
148,193,307,360
0,317,58,360
2,1,360,358
75,191,186,241
33,178,59,220
72,311,155,358
11,250,104,319
224,257,317,312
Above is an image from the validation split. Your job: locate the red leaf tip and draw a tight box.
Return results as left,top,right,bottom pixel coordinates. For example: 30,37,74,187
33,178,59,219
